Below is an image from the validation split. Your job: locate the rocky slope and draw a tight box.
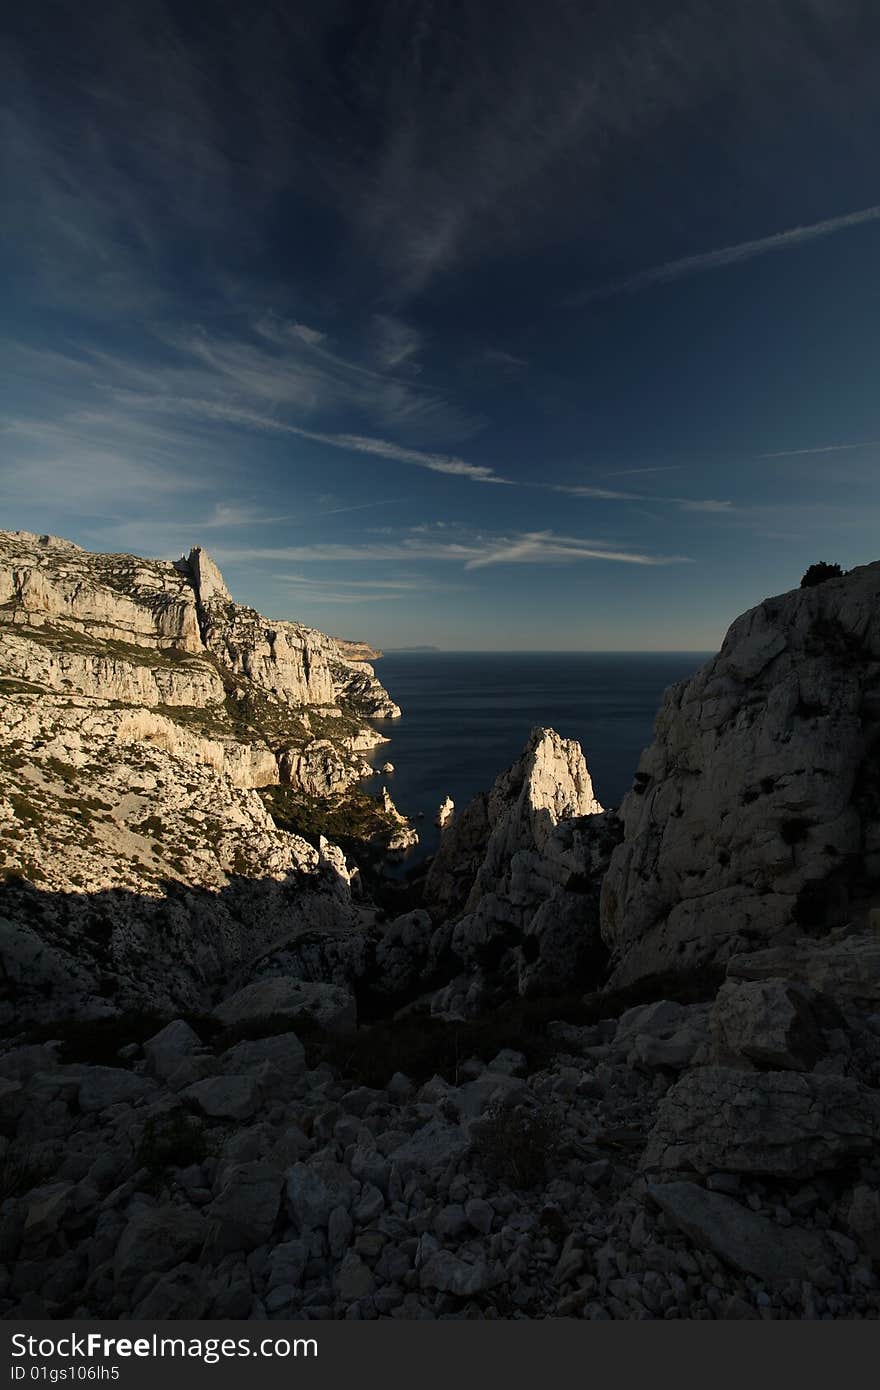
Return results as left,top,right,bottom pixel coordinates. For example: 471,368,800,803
2,552,880,1320
2,916,879,1322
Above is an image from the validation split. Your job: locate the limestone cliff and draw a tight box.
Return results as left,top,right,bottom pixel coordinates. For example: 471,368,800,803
0,530,399,795
420,728,618,1014
601,561,880,985
0,530,406,1023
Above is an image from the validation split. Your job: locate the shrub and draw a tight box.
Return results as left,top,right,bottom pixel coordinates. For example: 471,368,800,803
0,1146,53,1200
472,1101,562,1189
800,562,844,588
137,1112,207,1174
780,817,812,846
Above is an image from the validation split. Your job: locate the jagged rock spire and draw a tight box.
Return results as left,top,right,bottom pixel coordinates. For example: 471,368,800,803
186,545,231,603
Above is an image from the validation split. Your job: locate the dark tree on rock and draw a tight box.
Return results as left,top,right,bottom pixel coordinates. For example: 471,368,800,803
800,562,845,588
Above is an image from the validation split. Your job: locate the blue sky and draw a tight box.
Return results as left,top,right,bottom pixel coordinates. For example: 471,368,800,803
3,0,880,649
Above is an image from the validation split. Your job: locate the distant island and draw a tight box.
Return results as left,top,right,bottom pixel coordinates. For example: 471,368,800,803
384,644,440,652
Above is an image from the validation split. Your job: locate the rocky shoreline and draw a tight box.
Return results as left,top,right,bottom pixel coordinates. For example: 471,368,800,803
1,535,880,1319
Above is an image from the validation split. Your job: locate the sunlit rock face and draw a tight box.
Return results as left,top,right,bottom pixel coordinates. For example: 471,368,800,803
601,561,880,986
0,530,397,792
0,530,399,1022
421,727,617,1014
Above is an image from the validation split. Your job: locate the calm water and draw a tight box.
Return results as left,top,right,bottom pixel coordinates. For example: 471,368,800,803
363,652,709,865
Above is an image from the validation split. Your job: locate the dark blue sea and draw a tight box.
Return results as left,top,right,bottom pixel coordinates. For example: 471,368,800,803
363,652,710,865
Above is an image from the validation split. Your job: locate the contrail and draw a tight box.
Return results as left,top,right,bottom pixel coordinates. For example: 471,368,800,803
760,440,880,458
573,204,880,303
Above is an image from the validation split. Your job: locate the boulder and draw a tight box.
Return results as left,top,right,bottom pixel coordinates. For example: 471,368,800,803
839,1184,878,1262
709,978,826,1070
132,1262,211,1319
0,1044,62,1083
419,1250,492,1297
78,1068,156,1113
266,1239,308,1291
113,1205,206,1297
213,978,356,1035
649,1182,830,1284
613,1000,711,1072
143,1020,203,1080
0,1077,25,1132
390,1119,471,1179
643,1067,880,1178
206,1161,282,1254
217,1032,306,1090
285,1159,355,1234
23,1183,75,1246
335,1250,375,1302
727,926,880,1010
844,1184,880,1260
181,1073,264,1121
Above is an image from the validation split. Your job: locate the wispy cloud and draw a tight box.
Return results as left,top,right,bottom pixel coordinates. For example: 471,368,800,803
280,575,430,591
551,484,643,501
213,530,690,570
760,439,880,458
478,349,529,376
173,318,481,443
462,532,691,569
603,465,682,477
113,391,510,484
317,497,404,516
312,433,508,483
550,482,732,512
371,315,423,370
677,498,733,513
338,4,870,298
274,572,458,604
573,204,880,303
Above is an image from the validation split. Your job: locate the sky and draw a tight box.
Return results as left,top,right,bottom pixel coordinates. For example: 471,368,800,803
2,0,880,651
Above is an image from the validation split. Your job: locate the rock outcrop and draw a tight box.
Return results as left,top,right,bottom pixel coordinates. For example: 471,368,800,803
0,531,408,1023
422,729,618,1014
601,561,880,986
643,1066,880,1179
1,530,399,797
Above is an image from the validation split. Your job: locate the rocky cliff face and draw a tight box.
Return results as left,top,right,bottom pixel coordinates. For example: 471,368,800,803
601,561,880,986
418,729,618,1015
0,530,405,1024
0,530,399,795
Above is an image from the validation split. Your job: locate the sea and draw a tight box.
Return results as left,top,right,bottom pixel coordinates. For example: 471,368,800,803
362,651,710,866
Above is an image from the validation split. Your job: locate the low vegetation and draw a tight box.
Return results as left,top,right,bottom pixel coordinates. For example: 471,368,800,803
472,1101,562,1190
258,785,403,850
137,1112,207,1175
801,561,845,588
